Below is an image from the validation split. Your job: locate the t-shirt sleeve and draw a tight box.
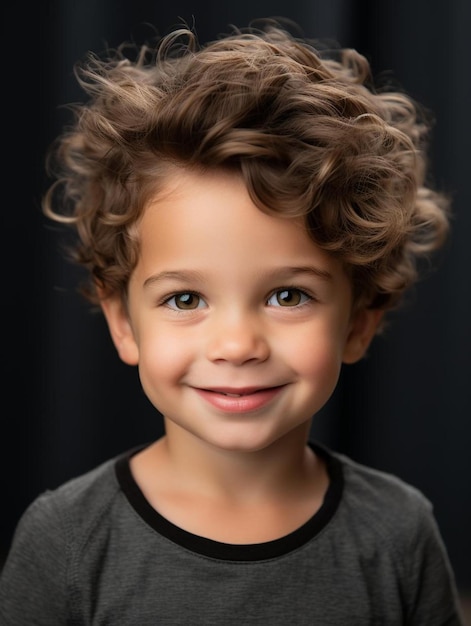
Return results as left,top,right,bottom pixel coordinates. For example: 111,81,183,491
404,495,465,625
0,492,69,625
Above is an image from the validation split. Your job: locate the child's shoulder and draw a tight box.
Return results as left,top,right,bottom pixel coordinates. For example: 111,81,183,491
17,447,136,540
329,446,438,545
41,454,118,508
315,441,432,511
336,449,431,508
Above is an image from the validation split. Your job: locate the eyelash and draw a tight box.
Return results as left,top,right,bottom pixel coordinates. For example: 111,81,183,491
161,287,314,311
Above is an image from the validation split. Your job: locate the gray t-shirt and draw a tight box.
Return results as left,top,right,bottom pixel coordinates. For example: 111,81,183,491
0,441,464,625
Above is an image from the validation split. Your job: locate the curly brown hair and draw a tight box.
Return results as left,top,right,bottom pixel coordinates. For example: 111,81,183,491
42,20,450,316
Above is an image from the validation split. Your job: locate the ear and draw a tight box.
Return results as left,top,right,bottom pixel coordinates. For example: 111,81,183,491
342,307,384,364
100,296,139,366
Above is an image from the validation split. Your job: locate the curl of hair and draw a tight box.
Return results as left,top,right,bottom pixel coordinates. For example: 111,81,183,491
43,20,450,316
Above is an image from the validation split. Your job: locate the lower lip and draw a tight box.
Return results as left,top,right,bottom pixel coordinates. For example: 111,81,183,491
194,387,284,413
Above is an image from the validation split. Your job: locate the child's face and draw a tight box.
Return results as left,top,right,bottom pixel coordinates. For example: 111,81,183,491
102,169,380,453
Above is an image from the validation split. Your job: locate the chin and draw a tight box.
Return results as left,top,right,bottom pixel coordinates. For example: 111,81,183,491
198,426,299,455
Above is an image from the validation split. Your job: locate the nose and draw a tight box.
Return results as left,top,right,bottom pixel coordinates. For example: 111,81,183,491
205,311,270,365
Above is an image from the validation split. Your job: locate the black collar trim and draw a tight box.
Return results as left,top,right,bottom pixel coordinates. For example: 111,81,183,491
115,440,343,561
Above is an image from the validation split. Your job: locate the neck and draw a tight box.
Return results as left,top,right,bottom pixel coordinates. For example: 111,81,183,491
129,421,329,544
157,420,316,501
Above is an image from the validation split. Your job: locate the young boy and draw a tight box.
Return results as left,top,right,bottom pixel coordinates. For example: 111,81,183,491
0,19,464,624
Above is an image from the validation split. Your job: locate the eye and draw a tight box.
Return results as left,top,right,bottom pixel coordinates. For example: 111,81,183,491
267,288,311,307
165,292,206,310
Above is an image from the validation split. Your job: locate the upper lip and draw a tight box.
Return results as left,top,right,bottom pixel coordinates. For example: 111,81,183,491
194,385,284,396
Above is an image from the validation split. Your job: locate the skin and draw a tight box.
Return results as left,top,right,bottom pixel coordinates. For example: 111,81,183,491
101,168,382,543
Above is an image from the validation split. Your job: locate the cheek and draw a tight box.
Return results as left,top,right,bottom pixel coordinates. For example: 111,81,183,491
297,344,342,384
284,320,348,381
137,327,192,386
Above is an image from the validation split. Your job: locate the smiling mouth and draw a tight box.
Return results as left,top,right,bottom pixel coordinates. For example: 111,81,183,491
192,385,286,413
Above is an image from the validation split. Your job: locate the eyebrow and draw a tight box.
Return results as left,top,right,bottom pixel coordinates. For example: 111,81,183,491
143,270,205,288
272,266,333,282
142,266,333,289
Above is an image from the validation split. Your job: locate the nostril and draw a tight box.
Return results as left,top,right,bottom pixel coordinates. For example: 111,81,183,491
205,327,270,365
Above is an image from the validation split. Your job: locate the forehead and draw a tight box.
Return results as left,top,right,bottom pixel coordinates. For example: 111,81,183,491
136,168,347,281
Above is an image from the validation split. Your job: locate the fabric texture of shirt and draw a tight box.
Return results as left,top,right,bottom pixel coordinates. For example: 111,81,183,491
0,441,464,625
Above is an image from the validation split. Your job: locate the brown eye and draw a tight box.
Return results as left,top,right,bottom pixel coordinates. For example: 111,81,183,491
268,289,309,307
166,293,204,310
